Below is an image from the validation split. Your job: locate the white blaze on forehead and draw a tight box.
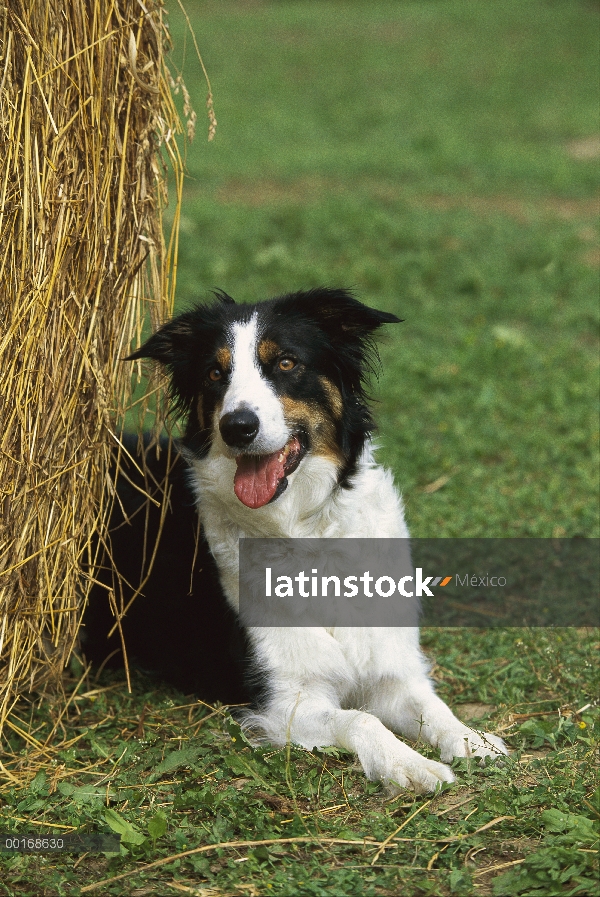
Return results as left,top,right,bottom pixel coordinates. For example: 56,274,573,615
220,314,288,453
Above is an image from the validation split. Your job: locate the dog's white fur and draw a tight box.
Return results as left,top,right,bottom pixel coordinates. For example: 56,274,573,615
219,317,289,456
187,316,506,793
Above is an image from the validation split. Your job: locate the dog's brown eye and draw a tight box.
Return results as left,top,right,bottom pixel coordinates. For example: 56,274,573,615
208,367,222,382
278,357,296,371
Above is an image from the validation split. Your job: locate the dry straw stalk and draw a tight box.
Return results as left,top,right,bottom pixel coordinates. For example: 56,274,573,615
0,0,185,769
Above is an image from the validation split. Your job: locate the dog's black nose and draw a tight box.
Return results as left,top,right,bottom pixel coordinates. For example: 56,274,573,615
219,409,260,448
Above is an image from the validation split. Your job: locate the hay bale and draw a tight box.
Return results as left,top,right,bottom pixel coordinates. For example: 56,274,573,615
0,0,184,752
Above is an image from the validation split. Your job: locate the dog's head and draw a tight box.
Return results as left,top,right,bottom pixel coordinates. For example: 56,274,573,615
129,288,401,508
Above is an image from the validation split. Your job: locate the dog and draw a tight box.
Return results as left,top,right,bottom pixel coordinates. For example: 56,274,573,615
84,287,506,793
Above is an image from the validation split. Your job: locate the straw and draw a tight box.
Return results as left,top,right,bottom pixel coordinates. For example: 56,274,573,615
0,0,187,758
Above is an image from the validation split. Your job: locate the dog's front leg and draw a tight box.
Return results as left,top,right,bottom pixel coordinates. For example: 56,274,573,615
355,630,508,764
245,628,455,794
370,676,507,762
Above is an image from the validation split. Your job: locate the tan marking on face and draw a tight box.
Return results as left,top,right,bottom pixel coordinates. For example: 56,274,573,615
318,376,343,419
280,396,344,466
257,338,280,365
215,346,231,370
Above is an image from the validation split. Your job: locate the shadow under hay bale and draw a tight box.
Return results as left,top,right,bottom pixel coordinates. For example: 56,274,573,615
0,0,185,768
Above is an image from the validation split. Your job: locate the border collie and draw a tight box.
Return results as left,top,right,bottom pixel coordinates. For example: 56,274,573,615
84,288,506,793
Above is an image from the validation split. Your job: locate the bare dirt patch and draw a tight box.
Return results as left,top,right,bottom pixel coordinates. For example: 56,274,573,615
566,135,600,160
456,702,496,721
214,176,335,206
213,177,600,223
420,192,600,222
581,246,600,268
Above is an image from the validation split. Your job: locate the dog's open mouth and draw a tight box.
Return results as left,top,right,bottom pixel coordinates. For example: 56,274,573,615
234,435,306,509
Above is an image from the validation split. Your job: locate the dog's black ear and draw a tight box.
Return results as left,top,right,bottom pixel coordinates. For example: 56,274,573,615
283,288,402,339
276,288,402,395
127,292,235,364
126,314,195,365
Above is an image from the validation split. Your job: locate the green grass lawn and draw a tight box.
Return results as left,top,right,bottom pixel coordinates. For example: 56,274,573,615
1,1,598,894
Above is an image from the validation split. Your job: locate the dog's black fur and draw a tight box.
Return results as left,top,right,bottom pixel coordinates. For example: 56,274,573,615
130,288,400,485
81,433,250,702
82,289,508,789
83,288,400,698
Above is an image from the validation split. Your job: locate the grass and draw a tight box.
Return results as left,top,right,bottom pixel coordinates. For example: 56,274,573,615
0,631,598,895
1,0,598,894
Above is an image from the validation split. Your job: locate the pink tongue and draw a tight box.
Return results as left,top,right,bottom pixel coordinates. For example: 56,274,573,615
234,450,286,509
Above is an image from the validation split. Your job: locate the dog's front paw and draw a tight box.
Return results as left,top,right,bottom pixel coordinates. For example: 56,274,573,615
381,748,456,795
439,729,507,765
